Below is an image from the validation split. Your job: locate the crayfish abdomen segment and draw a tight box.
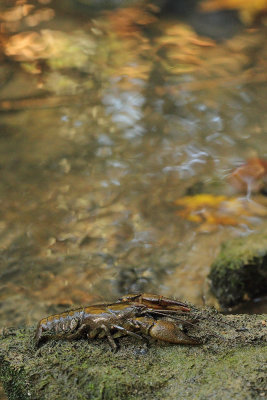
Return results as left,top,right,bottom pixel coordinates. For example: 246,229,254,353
35,310,83,346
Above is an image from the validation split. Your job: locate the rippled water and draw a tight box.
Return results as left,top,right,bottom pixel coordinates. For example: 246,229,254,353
0,1,267,341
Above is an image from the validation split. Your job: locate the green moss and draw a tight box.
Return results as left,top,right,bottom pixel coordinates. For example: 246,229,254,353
0,360,29,400
0,311,266,399
157,346,267,400
209,233,267,308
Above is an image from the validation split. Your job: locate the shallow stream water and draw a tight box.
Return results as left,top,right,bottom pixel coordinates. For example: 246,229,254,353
1,0,267,338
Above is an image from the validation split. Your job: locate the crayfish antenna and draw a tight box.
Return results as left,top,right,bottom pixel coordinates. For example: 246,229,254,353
146,310,197,327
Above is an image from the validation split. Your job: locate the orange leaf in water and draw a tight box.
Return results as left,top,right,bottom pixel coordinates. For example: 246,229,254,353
229,158,267,193
106,6,157,38
0,4,34,22
174,193,267,232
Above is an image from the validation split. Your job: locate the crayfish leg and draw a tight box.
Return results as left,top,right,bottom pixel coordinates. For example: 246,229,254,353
63,323,87,340
100,324,118,351
112,324,147,343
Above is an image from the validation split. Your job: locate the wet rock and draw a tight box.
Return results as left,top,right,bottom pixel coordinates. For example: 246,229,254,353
188,10,243,41
0,309,266,399
209,232,267,308
160,1,243,40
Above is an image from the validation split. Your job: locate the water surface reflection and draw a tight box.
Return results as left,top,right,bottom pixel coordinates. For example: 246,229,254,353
0,1,267,334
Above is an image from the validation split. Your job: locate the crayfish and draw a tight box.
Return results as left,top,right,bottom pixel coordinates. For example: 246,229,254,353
35,293,199,350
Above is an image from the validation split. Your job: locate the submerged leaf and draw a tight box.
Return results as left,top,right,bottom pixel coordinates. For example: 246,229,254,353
229,158,267,193
175,193,267,232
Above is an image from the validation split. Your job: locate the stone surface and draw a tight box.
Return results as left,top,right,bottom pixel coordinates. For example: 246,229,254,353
209,232,267,308
0,308,266,399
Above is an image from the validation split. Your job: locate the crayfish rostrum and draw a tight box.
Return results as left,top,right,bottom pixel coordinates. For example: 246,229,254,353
35,293,199,350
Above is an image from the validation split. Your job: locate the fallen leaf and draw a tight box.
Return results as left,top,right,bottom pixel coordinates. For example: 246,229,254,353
175,193,267,232
229,158,267,193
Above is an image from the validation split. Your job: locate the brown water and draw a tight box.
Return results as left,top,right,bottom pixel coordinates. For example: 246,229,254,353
1,0,267,337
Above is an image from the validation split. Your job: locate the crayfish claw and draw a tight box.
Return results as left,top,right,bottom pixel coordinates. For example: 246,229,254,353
118,293,190,312
149,319,200,345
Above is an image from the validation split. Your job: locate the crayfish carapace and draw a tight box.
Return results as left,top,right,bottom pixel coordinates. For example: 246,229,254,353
35,293,199,350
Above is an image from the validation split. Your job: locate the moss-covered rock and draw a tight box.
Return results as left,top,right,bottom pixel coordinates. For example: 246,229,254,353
209,233,267,308
0,309,266,399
